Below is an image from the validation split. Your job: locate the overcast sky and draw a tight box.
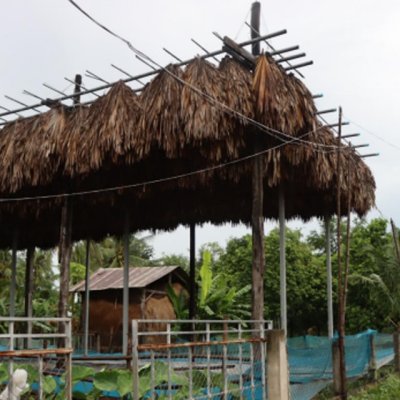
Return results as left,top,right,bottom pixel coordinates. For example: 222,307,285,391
1,1,399,258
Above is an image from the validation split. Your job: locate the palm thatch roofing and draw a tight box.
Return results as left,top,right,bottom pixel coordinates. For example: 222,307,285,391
0,55,375,249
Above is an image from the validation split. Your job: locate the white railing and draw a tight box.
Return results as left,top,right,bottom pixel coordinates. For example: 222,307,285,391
0,317,72,400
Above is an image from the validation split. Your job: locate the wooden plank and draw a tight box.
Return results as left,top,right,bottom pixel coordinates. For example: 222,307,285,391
222,36,255,68
0,348,72,357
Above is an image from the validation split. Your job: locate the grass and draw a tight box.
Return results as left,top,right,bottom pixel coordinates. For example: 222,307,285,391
348,374,400,399
314,368,400,399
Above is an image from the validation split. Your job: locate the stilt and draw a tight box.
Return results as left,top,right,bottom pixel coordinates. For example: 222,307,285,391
250,1,265,326
122,212,130,355
10,229,18,317
24,247,35,348
189,223,196,319
279,185,287,335
325,216,334,338
83,240,90,356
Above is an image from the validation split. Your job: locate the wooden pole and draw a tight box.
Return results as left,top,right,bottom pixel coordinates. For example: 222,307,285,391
343,146,352,313
10,228,18,317
24,247,35,348
58,197,73,329
279,185,287,335
122,211,130,355
325,216,334,338
250,1,265,326
390,219,400,264
58,74,80,336
336,106,347,399
189,223,196,319
83,239,90,356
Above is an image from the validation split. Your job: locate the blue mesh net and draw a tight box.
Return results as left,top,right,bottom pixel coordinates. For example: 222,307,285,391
288,330,396,400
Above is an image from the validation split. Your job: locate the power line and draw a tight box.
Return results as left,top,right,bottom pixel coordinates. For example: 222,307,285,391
345,116,400,152
66,0,341,151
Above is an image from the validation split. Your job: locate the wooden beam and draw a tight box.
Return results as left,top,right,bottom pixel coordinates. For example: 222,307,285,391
222,36,255,68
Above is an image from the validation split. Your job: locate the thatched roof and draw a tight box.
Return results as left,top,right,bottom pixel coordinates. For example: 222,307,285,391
0,55,375,249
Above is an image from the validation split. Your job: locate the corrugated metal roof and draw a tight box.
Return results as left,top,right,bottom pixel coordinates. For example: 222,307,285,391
70,266,182,292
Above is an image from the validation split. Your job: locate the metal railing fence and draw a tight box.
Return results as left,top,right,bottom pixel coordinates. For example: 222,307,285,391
131,319,272,400
0,317,72,400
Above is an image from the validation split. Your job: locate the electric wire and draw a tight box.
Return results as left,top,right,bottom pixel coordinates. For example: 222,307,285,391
66,0,343,151
0,2,366,205
344,115,400,152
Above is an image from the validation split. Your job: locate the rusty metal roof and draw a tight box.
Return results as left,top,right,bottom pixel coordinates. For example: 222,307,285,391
70,266,184,292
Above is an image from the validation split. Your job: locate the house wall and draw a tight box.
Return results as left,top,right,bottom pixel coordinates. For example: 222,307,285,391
80,280,185,352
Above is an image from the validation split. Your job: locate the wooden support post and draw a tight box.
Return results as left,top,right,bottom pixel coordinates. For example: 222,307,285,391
58,197,73,338
250,0,265,326
83,240,90,356
267,330,289,400
24,247,35,348
10,229,18,318
394,332,400,372
332,340,341,394
343,147,352,313
279,185,287,335
336,107,347,399
189,223,196,319
58,74,80,338
123,211,130,356
325,216,334,338
368,334,377,382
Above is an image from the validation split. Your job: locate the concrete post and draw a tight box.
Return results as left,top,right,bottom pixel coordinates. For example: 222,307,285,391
267,329,289,400
393,332,400,372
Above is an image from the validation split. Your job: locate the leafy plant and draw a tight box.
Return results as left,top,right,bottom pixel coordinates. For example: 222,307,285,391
166,284,189,320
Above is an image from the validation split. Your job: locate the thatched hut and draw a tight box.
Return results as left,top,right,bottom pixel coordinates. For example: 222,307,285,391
70,266,188,351
0,50,375,352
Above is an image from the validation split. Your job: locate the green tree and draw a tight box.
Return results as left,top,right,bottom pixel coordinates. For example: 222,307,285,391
215,228,328,335
70,234,155,272
307,218,394,332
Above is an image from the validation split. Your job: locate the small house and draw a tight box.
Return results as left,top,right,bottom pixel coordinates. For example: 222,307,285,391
71,266,188,352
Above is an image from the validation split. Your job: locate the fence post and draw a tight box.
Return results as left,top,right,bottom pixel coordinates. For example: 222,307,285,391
267,329,289,400
65,319,73,400
393,331,400,372
131,320,139,400
368,334,377,381
332,339,341,394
